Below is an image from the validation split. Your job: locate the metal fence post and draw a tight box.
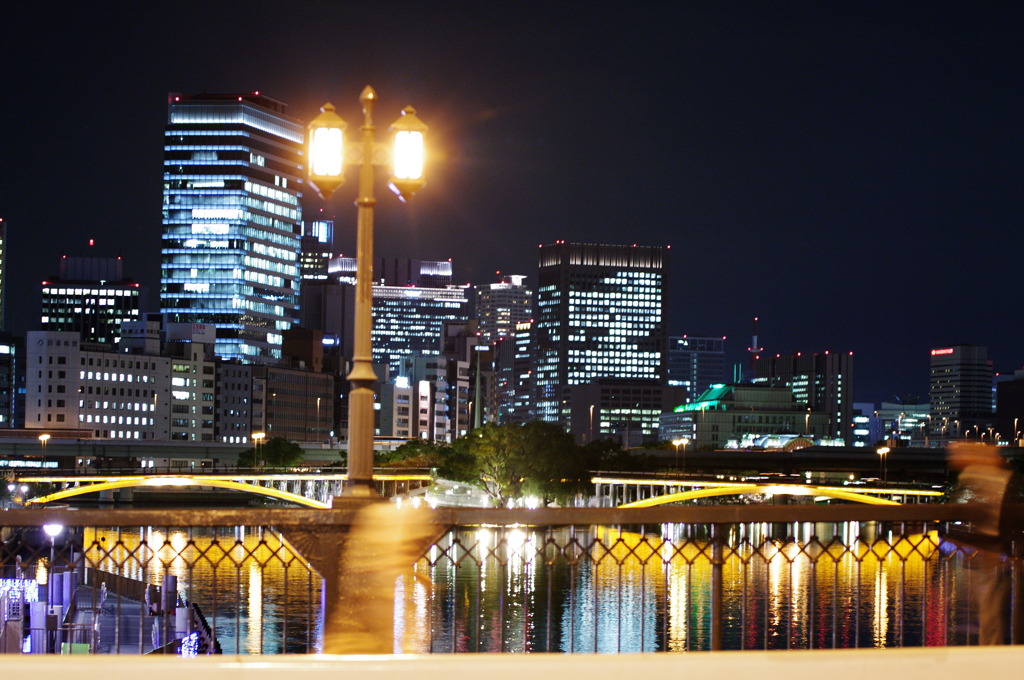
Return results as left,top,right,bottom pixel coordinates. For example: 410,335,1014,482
711,523,723,650
1012,534,1023,645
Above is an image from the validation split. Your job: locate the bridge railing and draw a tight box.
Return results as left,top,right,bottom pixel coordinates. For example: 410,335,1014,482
1,504,1021,654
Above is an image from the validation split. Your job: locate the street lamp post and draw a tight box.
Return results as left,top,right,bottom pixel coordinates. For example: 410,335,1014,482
672,437,690,474
42,523,63,605
308,86,426,497
876,446,889,484
316,396,322,446
251,432,265,467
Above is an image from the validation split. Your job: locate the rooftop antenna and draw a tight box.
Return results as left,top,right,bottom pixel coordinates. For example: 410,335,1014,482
747,316,764,369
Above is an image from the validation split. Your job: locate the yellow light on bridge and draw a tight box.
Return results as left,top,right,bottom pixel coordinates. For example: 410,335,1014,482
142,477,193,487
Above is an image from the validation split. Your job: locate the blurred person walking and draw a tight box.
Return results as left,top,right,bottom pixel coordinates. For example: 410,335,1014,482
947,442,1021,645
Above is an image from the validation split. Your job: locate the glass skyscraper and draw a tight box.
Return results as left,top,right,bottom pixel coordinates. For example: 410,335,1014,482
160,92,303,363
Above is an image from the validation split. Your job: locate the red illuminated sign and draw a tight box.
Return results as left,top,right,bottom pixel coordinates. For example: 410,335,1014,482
931,348,954,356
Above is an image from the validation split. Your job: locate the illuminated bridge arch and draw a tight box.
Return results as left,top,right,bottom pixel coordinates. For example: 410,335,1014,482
26,477,331,509
619,484,901,508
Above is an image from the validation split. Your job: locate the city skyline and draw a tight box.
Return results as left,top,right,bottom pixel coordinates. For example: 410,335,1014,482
1,3,1021,404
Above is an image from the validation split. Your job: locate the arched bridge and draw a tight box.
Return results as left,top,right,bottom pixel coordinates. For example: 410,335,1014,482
592,476,944,507
17,472,432,508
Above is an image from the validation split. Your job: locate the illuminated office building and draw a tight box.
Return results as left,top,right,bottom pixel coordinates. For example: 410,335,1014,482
26,330,170,440
0,335,22,428
534,242,669,441
300,220,334,281
474,274,533,344
40,255,141,345
326,257,469,376
929,344,993,438
159,92,303,363
494,320,536,425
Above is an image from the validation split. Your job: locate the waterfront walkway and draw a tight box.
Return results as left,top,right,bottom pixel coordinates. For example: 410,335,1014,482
72,583,154,654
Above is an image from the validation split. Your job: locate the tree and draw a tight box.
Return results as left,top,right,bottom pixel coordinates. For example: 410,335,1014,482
519,421,589,505
238,437,304,469
379,438,444,467
463,421,593,506
467,422,533,505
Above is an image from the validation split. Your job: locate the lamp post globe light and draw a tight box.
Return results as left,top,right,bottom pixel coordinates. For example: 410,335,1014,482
308,86,427,497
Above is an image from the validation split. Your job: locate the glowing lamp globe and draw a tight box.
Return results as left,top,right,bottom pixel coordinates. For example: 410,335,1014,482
308,103,348,199
388,106,427,202
43,524,63,538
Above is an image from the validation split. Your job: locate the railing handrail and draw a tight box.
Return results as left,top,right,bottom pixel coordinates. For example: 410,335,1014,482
1,502,1014,528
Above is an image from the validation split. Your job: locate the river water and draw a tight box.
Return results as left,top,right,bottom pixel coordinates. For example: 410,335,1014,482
81,521,979,654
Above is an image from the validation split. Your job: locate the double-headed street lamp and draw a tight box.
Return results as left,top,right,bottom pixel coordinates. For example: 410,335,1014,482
308,86,427,497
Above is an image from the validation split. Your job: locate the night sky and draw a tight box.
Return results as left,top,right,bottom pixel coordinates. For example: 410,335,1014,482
1,2,1021,405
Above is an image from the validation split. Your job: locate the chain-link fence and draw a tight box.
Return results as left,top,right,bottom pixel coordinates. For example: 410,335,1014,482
1,505,1020,654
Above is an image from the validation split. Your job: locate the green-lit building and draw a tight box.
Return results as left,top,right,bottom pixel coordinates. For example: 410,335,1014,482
662,383,831,450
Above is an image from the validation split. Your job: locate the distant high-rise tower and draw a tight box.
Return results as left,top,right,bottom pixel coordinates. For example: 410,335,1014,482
929,344,994,438
159,92,303,363
667,335,726,401
300,220,334,281
751,350,855,443
534,242,669,442
474,274,533,344
41,255,141,345
325,257,470,376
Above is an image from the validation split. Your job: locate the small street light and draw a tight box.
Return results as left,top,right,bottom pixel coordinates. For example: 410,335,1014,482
251,432,266,467
876,446,890,484
672,438,690,474
38,433,51,451
308,87,427,496
42,524,63,602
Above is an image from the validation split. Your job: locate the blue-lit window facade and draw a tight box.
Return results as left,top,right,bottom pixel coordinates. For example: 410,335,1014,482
534,243,667,428
160,93,303,363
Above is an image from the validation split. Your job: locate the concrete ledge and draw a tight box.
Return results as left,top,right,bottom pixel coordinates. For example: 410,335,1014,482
3,648,1024,678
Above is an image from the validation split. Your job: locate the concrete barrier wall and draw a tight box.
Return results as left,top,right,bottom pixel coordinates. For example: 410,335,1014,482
3,648,1024,677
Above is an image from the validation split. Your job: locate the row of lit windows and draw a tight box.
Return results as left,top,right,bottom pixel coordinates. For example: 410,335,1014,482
81,414,154,426
79,371,152,383
80,400,155,411
44,288,137,297
244,180,297,206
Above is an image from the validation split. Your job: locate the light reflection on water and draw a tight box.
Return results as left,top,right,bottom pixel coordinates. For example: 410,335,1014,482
82,521,970,654
82,527,322,654
414,522,968,653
